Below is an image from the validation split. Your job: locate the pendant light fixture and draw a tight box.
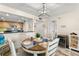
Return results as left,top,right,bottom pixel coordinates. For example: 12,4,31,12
38,3,50,20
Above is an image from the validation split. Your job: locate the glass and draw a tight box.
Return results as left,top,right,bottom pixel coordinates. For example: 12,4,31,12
43,38,48,42
32,41,37,45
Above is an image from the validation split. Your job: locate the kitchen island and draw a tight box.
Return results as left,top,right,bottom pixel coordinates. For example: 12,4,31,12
1,31,35,49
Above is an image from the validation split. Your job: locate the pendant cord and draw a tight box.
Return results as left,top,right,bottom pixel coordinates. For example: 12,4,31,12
42,3,45,14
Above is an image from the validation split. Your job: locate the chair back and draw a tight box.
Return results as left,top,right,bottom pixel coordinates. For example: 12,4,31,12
46,38,59,56
7,39,16,56
0,34,5,45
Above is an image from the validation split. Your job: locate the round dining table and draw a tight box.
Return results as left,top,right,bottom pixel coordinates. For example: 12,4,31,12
21,39,48,56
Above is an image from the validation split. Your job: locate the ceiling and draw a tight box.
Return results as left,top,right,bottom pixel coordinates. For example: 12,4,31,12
0,12,30,22
0,3,79,22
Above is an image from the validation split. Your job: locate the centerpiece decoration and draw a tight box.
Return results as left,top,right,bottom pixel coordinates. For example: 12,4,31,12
35,33,41,38
34,33,42,42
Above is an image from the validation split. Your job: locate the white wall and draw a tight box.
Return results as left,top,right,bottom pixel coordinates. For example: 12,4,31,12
34,18,56,36
57,9,79,35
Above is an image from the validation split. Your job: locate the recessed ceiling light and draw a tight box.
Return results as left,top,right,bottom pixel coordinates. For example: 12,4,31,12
6,13,9,16
1,17,4,19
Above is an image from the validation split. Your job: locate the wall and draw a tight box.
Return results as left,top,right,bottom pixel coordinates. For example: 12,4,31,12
57,9,79,35
34,18,56,36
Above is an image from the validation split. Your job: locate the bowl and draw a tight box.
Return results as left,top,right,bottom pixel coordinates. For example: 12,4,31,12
22,41,33,49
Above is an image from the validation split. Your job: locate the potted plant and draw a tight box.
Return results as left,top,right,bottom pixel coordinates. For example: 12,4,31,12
35,33,41,41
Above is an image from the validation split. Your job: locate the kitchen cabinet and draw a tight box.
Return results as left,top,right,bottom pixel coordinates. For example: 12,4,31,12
4,32,35,49
69,35,79,51
0,21,23,29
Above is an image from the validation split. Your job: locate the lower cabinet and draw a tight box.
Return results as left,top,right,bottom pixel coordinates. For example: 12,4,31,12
4,32,35,49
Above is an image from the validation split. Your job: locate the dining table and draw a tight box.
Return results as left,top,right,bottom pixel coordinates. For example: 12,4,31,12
21,38,48,56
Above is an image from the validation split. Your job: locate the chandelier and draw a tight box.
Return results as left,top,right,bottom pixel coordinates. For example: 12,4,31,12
38,3,50,20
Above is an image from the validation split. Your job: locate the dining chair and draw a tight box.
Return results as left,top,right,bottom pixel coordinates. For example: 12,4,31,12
7,39,17,56
46,38,60,56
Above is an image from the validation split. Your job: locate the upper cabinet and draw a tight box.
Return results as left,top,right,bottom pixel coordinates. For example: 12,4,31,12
69,33,79,51
23,19,33,32
0,21,23,29
70,35,78,48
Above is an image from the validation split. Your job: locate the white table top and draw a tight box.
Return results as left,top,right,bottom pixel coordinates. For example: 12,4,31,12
21,39,48,54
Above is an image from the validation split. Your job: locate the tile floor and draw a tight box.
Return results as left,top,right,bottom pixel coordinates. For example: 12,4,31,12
4,47,79,56
16,47,79,56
